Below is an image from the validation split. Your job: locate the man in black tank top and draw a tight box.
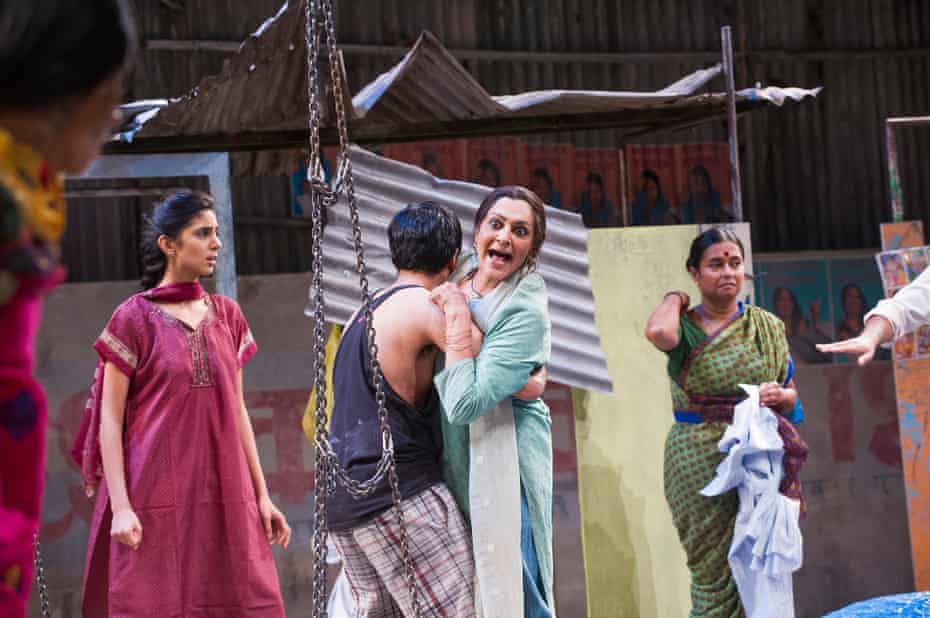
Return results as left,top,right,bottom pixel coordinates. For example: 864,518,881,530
327,202,476,617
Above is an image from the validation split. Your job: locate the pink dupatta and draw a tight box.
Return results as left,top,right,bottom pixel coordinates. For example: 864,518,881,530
70,282,205,495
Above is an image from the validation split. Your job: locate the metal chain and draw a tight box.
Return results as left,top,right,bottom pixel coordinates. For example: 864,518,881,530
34,534,51,618
304,0,420,615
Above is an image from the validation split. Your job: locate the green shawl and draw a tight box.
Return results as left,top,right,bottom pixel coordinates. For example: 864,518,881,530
435,270,554,614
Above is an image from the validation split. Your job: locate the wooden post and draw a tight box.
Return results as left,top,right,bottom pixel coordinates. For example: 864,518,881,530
721,26,743,222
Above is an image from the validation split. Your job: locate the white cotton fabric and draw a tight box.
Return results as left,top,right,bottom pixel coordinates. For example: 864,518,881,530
464,263,524,618
701,384,803,618
325,539,356,618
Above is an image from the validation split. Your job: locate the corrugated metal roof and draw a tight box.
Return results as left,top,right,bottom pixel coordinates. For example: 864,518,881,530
309,145,613,394
122,3,819,167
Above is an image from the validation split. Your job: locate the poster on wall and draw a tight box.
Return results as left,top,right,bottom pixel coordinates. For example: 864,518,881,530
523,142,575,212
381,139,468,181
881,221,925,251
754,258,833,364
876,248,930,297
573,148,621,228
624,143,733,226
755,253,895,364
828,255,891,363
625,145,679,225
466,137,526,188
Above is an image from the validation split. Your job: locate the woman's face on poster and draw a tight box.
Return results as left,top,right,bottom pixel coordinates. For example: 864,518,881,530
588,180,603,204
884,257,903,279
911,252,927,274
643,177,659,202
689,171,709,198
530,174,551,203
774,288,796,320
842,286,865,318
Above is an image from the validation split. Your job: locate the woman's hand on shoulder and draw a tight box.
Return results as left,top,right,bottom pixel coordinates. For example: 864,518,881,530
430,282,469,316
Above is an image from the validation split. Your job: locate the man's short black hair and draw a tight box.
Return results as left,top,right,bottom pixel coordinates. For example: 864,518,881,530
388,201,462,275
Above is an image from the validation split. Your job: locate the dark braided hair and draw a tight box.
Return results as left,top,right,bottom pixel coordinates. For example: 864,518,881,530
140,191,215,289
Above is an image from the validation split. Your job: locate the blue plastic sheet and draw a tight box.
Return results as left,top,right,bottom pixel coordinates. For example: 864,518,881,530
825,593,930,617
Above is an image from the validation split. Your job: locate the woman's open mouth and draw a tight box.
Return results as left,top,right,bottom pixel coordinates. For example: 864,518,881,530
487,248,513,267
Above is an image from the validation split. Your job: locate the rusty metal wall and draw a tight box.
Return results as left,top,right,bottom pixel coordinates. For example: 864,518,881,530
329,0,930,252
64,0,927,281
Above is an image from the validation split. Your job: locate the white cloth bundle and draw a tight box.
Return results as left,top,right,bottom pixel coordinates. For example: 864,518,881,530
701,384,804,618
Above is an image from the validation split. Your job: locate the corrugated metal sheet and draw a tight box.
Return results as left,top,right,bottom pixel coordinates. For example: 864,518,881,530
110,0,930,258
126,22,818,182
312,145,613,393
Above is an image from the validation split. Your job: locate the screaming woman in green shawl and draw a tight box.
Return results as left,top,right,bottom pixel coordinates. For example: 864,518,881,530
431,186,555,618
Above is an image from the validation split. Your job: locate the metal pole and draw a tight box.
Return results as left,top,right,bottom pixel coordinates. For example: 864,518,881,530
887,116,930,128
721,25,743,222
886,121,904,223
618,148,630,227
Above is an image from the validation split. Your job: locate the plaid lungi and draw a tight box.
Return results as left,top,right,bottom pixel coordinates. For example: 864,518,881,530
331,483,476,618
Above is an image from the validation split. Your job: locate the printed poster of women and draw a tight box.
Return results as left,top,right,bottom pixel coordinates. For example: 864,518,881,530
467,137,526,188
625,144,679,226
829,256,891,363
677,143,734,224
382,139,468,181
573,148,621,228
873,248,930,360
524,142,575,212
877,250,914,296
903,247,928,281
755,258,833,364
624,143,733,226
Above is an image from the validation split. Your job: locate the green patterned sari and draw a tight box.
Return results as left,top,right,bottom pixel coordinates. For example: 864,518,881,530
663,304,790,618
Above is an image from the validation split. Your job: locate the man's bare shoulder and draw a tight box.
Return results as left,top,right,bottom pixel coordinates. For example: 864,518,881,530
378,286,445,343
380,286,436,319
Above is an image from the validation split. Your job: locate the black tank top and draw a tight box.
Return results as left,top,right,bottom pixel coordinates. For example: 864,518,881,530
327,285,444,530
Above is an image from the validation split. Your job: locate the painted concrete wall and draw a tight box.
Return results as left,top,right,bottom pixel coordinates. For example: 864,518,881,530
792,362,913,616
28,273,588,617
574,226,698,618
575,227,912,618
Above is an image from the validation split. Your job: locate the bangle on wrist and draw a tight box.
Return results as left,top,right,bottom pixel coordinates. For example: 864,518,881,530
664,291,689,310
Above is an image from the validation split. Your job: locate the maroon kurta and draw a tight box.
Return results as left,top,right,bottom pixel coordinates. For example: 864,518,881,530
81,292,284,617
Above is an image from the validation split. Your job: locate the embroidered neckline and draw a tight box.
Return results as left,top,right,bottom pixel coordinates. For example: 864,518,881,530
145,295,215,332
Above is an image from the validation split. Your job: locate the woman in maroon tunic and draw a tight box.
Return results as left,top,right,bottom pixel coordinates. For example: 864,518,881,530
76,192,291,617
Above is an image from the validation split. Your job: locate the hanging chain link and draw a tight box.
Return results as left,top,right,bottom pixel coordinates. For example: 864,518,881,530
34,534,51,618
304,1,420,616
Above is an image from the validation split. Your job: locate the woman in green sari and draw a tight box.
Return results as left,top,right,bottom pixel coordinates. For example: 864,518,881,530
430,186,554,618
645,228,807,617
